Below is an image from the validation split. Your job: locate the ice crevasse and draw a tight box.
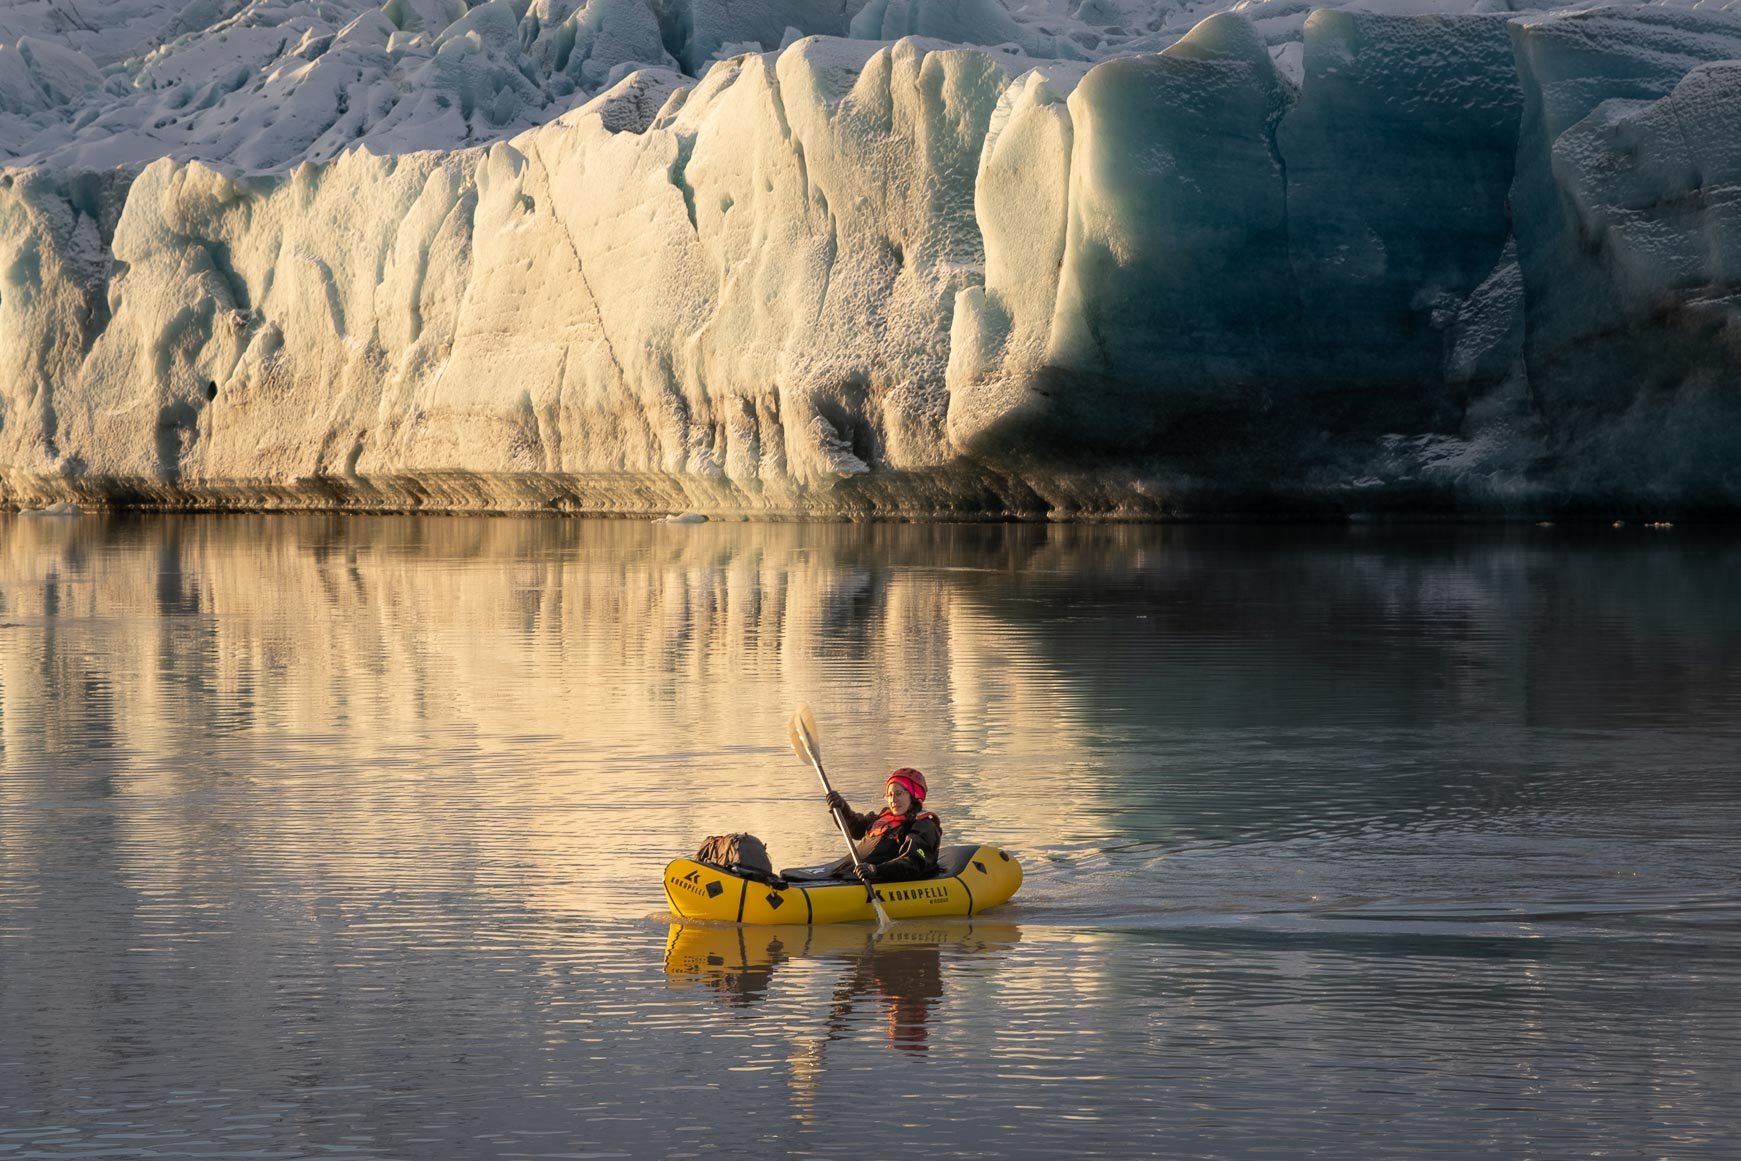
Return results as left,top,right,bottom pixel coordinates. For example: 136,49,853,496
4,4,1741,517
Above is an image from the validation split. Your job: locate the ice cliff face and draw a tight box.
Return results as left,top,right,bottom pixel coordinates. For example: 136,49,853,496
3,0,1741,516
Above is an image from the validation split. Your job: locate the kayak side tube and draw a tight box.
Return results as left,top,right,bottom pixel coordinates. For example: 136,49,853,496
663,843,1022,925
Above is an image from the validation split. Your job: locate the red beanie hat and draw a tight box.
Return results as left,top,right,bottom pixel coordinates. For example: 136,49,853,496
886,768,927,803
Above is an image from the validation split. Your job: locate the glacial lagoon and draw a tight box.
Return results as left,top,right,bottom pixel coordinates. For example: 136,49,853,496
2,514,1739,1158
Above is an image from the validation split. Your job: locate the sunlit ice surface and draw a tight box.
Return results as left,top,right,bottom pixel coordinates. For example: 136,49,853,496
2,514,1739,1157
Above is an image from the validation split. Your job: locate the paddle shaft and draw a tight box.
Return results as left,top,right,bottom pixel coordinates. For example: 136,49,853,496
790,707,893,928
812,759,873,877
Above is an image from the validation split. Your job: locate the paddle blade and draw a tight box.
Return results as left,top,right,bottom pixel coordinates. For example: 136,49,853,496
796,704,822,761
788,704,820,767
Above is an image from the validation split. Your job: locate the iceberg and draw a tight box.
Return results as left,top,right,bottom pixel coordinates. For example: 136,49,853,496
3,0,1741,517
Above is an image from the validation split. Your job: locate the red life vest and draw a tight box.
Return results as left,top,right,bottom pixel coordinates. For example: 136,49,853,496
866,809,938,839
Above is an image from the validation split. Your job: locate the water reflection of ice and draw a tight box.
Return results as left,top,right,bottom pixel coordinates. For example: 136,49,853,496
0,514,1099,921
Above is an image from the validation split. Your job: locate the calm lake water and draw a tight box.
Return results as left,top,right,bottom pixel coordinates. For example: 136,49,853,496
2,514,1739,1159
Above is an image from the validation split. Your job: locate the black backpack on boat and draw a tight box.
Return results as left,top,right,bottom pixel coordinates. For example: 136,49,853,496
695,833,778,884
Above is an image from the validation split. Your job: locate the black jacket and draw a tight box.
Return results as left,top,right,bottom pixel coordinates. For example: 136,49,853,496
831,804,942,882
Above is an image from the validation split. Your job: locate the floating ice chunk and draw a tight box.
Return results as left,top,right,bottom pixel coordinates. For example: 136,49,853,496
18,500,83,516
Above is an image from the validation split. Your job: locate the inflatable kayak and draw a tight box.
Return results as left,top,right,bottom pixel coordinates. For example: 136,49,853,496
663,843,1022,924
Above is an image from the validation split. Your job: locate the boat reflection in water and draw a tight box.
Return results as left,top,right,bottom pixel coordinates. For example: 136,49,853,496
664,920,1021,1053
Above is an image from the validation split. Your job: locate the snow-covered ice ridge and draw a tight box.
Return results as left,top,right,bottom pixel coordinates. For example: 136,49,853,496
4,0,1741,517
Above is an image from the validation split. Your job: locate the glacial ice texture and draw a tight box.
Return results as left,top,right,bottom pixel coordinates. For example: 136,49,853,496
5,1,1741,517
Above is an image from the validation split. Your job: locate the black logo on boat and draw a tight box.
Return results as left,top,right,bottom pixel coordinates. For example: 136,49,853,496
973,860,987,874
705,881,724,898
765,892,784,909
670,870,712,899
884,884,953,904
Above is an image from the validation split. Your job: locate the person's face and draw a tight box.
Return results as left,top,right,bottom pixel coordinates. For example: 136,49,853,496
885,783,913,813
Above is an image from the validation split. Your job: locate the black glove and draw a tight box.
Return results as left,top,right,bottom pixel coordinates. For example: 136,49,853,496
825,791,848,815
853,862,876,885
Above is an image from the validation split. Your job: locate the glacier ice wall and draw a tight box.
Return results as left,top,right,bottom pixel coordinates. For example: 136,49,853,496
1509,10,1741,509
5,5,1741,517
4,43,1028,514
949,10,1535,500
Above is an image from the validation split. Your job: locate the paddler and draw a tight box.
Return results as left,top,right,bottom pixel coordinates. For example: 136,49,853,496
824,768,941,884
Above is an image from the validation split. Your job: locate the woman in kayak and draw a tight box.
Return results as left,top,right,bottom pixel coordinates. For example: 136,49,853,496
824,768,941,884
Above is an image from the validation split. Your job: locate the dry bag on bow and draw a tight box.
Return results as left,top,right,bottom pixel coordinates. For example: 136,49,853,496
695,833,774,880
